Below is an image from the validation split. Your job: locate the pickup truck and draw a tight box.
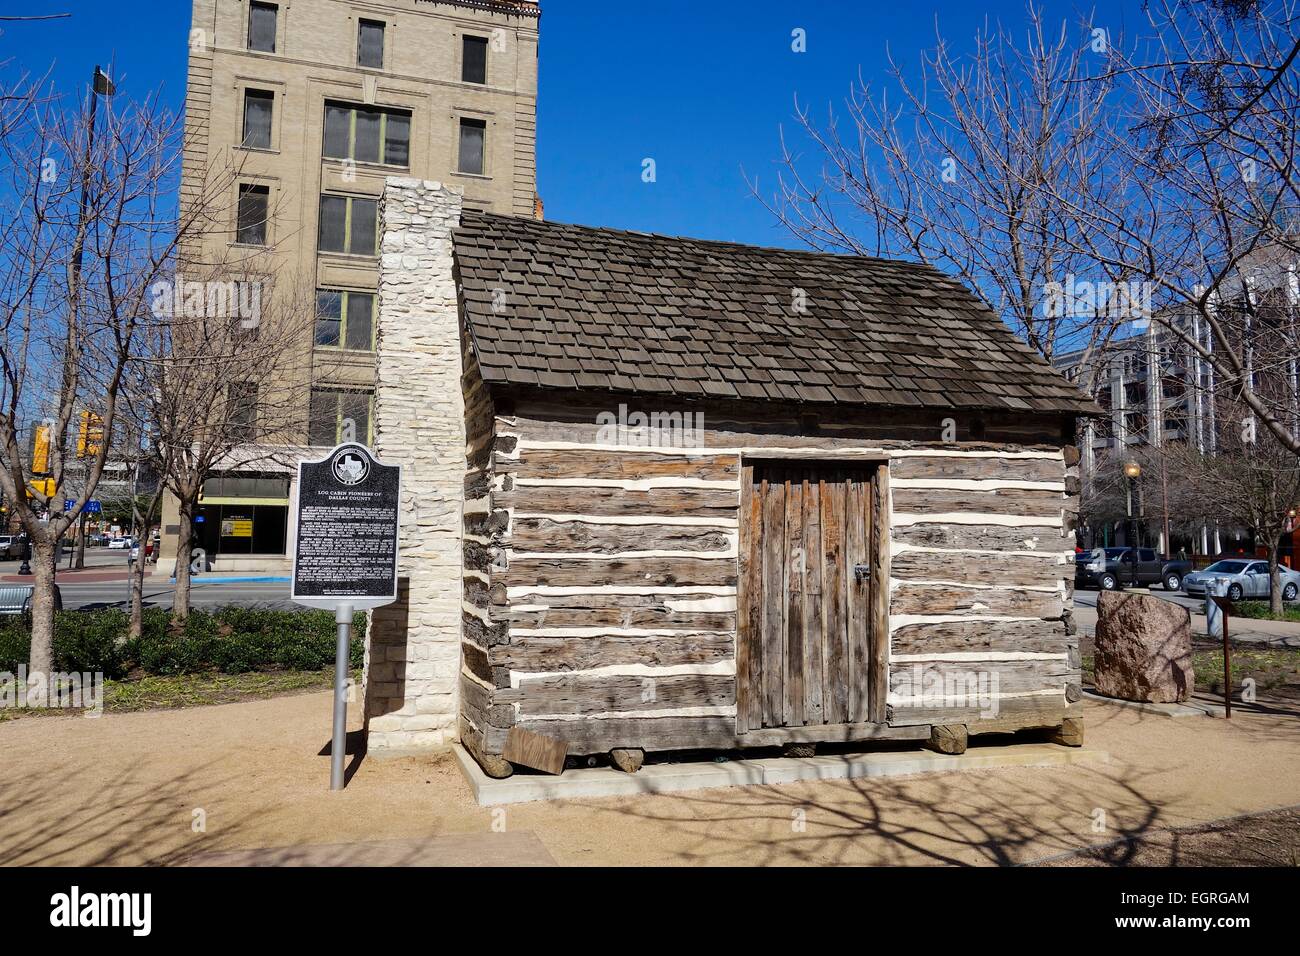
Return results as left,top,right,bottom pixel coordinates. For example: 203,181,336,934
1075,547,1192,592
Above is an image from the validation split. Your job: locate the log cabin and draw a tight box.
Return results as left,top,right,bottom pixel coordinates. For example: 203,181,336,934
363,178,1101,777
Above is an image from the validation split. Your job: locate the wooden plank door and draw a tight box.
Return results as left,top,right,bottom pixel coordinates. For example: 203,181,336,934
737,462,879,732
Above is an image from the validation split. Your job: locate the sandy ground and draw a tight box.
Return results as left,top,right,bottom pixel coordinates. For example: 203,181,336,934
2,691,1297,867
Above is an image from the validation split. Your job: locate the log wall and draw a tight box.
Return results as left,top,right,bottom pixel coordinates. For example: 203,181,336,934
457,391,1082,757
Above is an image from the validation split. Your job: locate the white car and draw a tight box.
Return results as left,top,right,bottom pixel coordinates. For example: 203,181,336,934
1182,559,1300,601
107,537,134,550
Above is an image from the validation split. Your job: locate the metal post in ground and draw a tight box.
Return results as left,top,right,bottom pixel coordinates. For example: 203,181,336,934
330,603,354,790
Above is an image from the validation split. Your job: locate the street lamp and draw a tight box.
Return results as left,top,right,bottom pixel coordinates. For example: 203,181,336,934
1124,461,1142,587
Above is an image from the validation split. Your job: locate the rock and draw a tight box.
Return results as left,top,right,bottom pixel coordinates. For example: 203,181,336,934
1094,591,1194,702
609,748,645,773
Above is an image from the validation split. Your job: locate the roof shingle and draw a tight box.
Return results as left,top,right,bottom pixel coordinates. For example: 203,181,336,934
453,212,1101,416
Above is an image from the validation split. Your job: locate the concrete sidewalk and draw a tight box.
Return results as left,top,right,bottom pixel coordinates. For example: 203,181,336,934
1073,603,1300,647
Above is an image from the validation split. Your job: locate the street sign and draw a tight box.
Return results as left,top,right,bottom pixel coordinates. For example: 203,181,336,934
64,499,102,513
291,443,401,610
290,442,401,791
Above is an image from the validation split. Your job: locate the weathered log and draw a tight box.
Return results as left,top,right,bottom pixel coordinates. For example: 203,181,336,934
461,724,515,779
781,742,817,758
892,455,1063,482
926,724,968,755
505,555,738,589
499,633,734,672
510,517,733,555
496,486,738,519
1049,716,1084,747
511,448,739,482
501,672,735,717
891,619,1068,656
891,549,1067,588
892,487,1064,518
893,522,1063,551
890,584,1063,618
609,748,645,773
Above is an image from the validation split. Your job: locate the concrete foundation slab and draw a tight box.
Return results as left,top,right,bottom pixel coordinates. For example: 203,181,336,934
454,742,1109,807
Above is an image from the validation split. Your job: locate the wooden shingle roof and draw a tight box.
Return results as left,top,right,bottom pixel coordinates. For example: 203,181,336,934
453,212,1101,415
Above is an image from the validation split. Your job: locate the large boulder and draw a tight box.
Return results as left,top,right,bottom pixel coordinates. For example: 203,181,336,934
1094,591,1194,702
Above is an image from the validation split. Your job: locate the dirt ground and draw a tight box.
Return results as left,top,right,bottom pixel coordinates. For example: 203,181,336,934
1033,805,1300,866
2,691,1297,866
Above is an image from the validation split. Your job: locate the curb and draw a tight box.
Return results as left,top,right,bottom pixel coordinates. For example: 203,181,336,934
1082,689,1224,718
166,576,291,584
453,742,1109,807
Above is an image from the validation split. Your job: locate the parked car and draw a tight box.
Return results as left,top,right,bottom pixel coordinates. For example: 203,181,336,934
1182,559,1300,601
0,535,25,560
1075,547,1192,591
107,536,135,550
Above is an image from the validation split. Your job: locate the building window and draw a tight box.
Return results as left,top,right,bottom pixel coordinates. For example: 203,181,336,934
315,289,375,351
236,184,269,245
227,382,259,440
310,388,373,446
248,2,277,53
462,35,488,84
458,118,486,175
318,195,378,256
323,102,410,168
358,19,385,69
241,90,274,149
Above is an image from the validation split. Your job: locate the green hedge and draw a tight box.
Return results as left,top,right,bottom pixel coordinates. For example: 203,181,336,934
0,608,367,679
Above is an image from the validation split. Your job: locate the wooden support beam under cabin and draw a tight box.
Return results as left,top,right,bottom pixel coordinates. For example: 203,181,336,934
1049,717,1084,748
462,730,515,780
781,742,817,758
610,748,645,774
926,724,969,755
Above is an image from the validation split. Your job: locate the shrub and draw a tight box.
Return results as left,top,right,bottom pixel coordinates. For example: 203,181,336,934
0,608,366,677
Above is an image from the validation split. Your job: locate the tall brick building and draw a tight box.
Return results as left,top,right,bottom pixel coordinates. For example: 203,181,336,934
160,0,541,571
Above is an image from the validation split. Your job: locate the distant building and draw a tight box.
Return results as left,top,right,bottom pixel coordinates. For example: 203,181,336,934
1053,243,1300,557
160,0,541,572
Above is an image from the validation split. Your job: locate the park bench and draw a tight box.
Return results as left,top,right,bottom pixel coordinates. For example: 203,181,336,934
0,584,63,617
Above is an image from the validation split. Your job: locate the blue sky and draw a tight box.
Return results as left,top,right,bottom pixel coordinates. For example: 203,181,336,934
2,0,1139,247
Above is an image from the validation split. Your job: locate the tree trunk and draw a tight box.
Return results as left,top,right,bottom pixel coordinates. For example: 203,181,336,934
1269,539,1283,616
27,535,59,702
129,536,147,638
73,512,87,570
172,498,195,621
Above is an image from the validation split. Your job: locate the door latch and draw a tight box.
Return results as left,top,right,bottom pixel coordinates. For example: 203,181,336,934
854,564,871,581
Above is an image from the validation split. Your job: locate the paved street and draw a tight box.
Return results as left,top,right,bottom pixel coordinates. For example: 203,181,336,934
1072,586,1203,613
1,548,293,610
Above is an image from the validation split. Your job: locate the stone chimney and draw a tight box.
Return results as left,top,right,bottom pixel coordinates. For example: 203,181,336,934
365,178,466,753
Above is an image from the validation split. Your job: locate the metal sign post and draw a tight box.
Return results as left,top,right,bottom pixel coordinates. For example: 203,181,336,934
331,603,355,790
291,443,402,791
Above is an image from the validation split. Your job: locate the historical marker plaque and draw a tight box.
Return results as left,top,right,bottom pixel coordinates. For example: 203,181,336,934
291,443,402,610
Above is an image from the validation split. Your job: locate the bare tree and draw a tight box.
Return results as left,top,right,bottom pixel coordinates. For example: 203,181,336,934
751,6,1131,386
0,69,188,691
1056,0,1300,457
140,247,316,620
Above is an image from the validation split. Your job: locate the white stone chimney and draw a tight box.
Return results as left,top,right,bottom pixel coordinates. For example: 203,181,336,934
366,178,466,753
